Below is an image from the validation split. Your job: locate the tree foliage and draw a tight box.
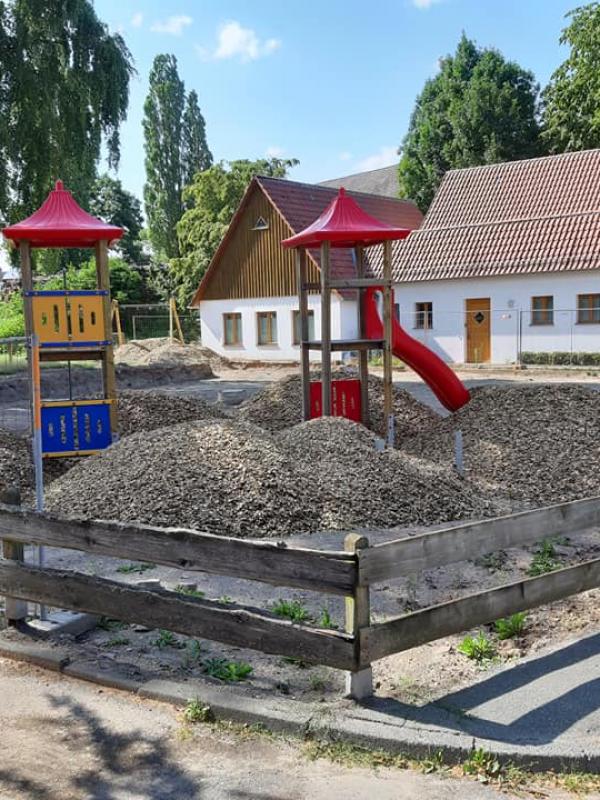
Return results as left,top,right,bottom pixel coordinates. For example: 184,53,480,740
45,258,151,304
90,175,145,265
543,3,600,151
0,0,134,225
143,56,212,262
398,35,543,211
170,158,298,307
182,90,213,190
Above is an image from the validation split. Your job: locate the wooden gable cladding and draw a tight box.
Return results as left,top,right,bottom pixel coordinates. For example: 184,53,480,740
202,184,320,300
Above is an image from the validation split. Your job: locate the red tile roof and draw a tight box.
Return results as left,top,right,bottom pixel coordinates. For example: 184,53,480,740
366,149,600,283
192,176,422,304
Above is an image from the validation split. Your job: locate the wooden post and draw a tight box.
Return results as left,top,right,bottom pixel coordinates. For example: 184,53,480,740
169,296,174,342
344,533,372,700
355,246,369,427
19,241,34,378
112,299,125,346
296,248,311,421
382,240,394,447
0,488,28,624
320,241,332,416
171,297,185,344
95,240,118,436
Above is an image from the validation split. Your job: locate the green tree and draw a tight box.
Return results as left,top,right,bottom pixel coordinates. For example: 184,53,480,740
46,258,151,304
182,90,213,189
143,54,186,261
90,175,145,265
398,34,543,211
170,158,298,307
543,3,600,151
0,0,134,226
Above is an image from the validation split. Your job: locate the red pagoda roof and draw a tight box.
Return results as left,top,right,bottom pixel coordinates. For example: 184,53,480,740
2,180,123,248
281,187,411,249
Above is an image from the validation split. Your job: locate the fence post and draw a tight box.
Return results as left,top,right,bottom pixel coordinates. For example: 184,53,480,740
0,487,28,625
344,533,372,700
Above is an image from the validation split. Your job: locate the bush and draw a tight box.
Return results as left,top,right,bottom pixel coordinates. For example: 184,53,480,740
521,351,600,366
0,293,25,338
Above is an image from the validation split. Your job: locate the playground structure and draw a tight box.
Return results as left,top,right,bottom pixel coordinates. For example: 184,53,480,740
282,188,470,444
2,180,123,461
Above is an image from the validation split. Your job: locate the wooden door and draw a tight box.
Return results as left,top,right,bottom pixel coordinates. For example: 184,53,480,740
465,298,491,363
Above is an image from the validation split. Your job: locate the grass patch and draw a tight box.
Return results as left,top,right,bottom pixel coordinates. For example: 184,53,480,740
317,609,338,630
175,585,205,599
457,632,496,662
154,629,178,649
272,599,312,624
116,562,156,575
183,699,214,724
527,538,565,577
494,612,527,640
304,739,409,770
103,636,130,647
98,617,127,631
203,658,253,682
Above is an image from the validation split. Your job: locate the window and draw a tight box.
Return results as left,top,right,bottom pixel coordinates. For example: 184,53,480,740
292,310,315,345
577,294,600,324
414,301,433,329
252,216,269,230
223,313,242,345
531,296,554,325
257,311,278,345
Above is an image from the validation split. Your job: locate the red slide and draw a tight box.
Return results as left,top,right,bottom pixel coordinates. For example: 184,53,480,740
364,286,470,413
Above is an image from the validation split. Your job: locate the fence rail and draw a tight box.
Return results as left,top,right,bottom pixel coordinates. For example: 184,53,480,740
1,494,600,698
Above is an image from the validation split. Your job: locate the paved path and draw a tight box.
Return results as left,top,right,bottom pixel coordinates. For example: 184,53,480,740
0,658,531,800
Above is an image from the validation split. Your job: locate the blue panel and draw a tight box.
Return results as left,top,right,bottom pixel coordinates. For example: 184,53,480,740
76,404,112,451
24,290,108,297
40,340,111,348
41,407,76,454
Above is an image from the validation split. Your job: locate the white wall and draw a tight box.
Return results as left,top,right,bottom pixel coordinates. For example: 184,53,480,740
199,295,358,361
393,271,600,364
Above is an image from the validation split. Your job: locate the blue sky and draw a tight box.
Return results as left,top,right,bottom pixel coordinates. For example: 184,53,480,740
97,0,578,201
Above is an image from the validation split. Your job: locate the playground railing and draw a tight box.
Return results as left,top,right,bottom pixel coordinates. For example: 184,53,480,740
1,494,600,698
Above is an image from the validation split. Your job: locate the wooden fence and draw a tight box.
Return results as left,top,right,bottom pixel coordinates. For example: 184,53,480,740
1,493,600,699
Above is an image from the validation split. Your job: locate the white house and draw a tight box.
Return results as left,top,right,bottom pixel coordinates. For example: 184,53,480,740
191,175,422,361
366,149,600,364
193,152,600,365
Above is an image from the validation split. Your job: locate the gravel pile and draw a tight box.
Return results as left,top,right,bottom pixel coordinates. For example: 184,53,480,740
117,390,224,438
114,338,232,373
238,372,439,443
46,416,499,537
402,385,600,504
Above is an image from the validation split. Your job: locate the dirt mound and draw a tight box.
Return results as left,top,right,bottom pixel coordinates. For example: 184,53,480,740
117,390,224,437
402,384,600,504
238,371,439,443
114,338,231,374
46,416,499,537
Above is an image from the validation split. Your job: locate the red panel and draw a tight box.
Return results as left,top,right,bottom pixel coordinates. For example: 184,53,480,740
309,379,362,423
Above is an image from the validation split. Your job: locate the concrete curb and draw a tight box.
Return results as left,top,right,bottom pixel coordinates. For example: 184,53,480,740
0,637,596,773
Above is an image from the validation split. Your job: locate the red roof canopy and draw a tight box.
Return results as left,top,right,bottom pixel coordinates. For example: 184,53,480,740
281,187,411,249
2,180,123,248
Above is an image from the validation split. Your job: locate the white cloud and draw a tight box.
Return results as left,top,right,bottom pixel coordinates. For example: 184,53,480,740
339,151,352,161
265,145,285,158
355,146,398,172
151,15,193,36
131,12,143,28
202,21,281,62
411,0,443,8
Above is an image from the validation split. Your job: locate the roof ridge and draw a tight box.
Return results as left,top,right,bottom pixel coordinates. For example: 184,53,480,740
418,207,600,236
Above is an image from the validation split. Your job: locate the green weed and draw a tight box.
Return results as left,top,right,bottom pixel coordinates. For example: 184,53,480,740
218,595,233,605
154,629,178,649
176,585,205,598
98,617,127,631
203,658,253,682
272,599,312,624
494,612,527,640
317,608,338,630
457,632,496,662
116,562,156,575
104,636,130,647
527,539,564,576
183,698,214,724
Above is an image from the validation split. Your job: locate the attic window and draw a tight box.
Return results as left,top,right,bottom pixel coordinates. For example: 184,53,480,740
252,216,269,231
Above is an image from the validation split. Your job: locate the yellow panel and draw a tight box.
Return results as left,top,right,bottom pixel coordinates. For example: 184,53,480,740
31,295,69,343
68,295,106,342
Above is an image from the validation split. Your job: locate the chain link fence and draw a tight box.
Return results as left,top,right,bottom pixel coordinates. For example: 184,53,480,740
117,304,200,343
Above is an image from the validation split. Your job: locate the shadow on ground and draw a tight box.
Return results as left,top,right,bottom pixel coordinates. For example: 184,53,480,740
365,631,600,746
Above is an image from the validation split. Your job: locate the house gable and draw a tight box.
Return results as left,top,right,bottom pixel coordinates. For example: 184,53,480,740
198,182,321,302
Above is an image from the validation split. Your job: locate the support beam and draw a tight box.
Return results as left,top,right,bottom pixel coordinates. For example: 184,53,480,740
344,533,372,699
382,240,394,447
296,248,311,422
320,241,332,416
355,246,369,427
95,240,118,436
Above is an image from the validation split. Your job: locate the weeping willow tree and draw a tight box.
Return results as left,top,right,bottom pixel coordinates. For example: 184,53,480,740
0,0,134,228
